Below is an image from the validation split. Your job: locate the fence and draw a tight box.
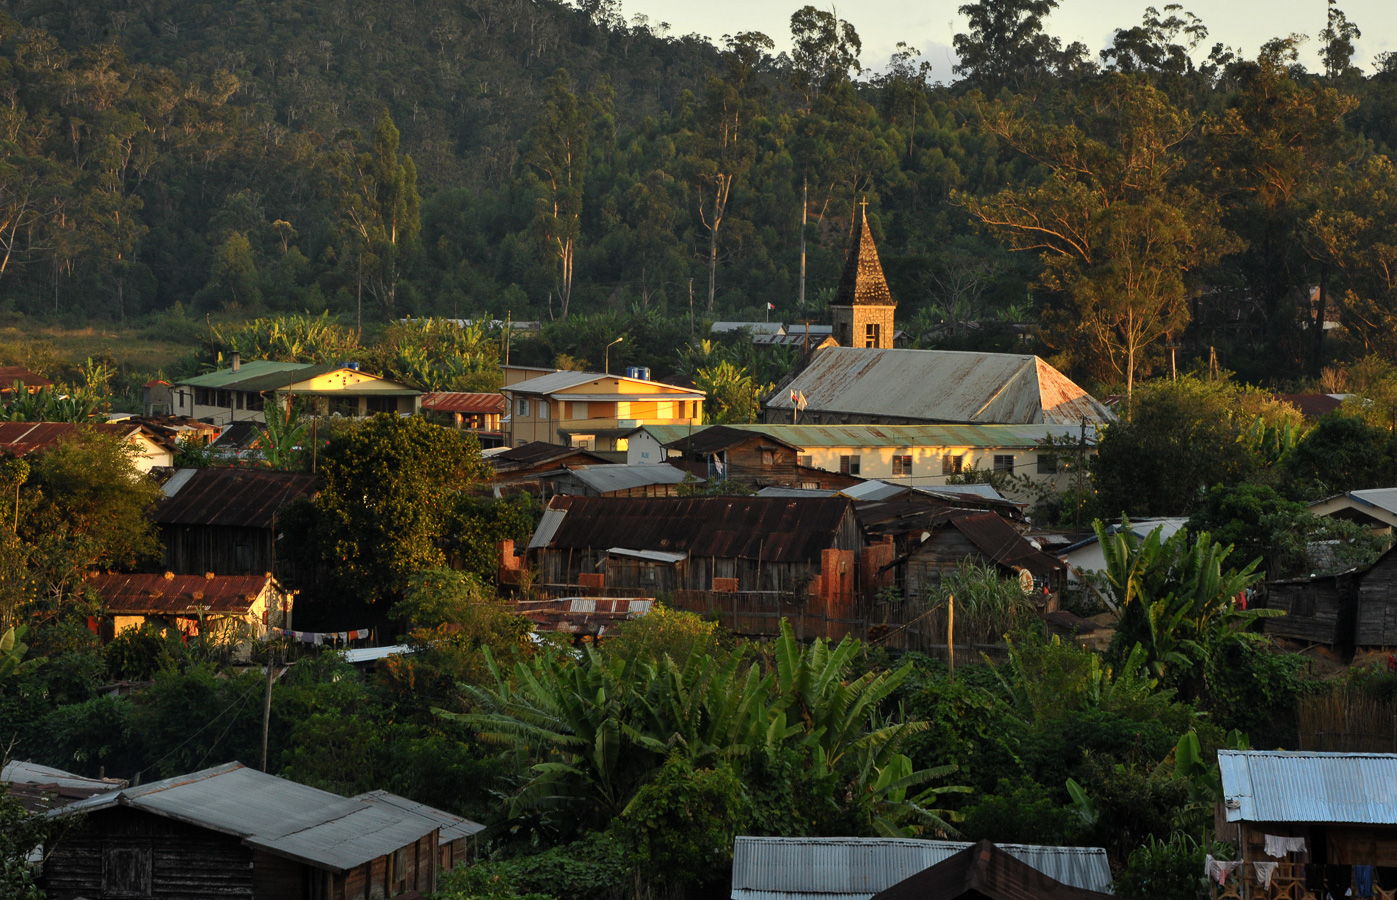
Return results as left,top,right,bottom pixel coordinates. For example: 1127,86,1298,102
1297,688,1397,752
535,582,1012,659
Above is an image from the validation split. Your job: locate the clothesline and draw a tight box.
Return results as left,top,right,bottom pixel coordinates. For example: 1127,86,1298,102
276,627,374,646
1205,856,1392,898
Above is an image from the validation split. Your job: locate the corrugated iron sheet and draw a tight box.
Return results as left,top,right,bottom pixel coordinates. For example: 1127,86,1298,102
156,467,317,528
766,348,1113,425
353,790,485,842
662,424,802,454
0,422,169,456
951,512,1065,577
57,763,439,874
88,573,272,614
569,464,692,493
0,366,53,389
1219,750,1397,824
730,836,1114,897
869,840,1113,900
639,422,1095,452
421,391,506,414
534,496,855,564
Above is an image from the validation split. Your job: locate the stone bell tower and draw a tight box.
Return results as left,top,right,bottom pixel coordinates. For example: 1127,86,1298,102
830,202,896,349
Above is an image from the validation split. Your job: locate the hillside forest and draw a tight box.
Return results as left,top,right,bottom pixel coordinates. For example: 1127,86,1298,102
1,0,1397,390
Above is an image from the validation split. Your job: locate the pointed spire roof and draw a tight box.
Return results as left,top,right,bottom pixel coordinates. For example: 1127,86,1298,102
833,206,894,308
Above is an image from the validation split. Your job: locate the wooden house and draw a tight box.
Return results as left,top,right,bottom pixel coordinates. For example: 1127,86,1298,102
542,464,692,498
868,840,1113,900
155,467,318,576
1356,545,1397,647
421,391,505,447
486,441,616,481
86,572,292,645
730,836,1114,900
859,504,1065,601
0,365,53,394
1214,750,1397,898
0,421,176,474
525,495,867,633
1262,569,1361,648
44,763,440,900
658,424,859,491
354,790,484,875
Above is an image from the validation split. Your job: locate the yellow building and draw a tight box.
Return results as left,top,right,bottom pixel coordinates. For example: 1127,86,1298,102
87,572,292,653
503,370,704,458
174,356,421,426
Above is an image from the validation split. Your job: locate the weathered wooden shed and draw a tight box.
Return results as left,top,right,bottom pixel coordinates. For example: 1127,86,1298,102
44,762,440,900
860,504,1065,600
527,495,865,599
155,467,318,576
661,424,809,488
354,790,484,875
1355,546,1397,648
1263,569,1361,647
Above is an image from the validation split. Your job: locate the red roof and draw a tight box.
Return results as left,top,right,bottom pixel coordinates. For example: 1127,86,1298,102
0,422,170,456
1278,394,1343,419
87,572,274,614
144,379,172,388
421,392,506,414
0,366,53,390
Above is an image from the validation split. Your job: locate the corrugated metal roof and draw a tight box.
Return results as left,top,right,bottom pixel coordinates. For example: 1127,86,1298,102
343,645,415,664
0,421,172,456
3,760,126,792
420,391,506,414
353,790,485,843
87,572,274,614
1351,488,1397,516
766,349,1114,425
1219,750,1397,824
730,836,1114,898
531,496,856,564
868,840,1113,900
55,763,439,873
493,441,615,471
712,322,786,334
608,547,689,563
663,424,803,454
639,423,1094,452
0,366,53,389
178,360,311,390
951,513,1065,577
567,464,693,494
156,467,318,528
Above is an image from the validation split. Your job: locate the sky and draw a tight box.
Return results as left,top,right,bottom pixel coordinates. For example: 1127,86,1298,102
623,0,1395,79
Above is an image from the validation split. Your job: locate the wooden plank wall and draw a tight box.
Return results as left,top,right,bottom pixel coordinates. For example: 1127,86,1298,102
1357,554,1397,647
1264,580,1351,645
162,523,275,576
44,807,256,900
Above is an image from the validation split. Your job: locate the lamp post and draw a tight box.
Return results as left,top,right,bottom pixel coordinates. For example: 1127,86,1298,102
604,337,624,375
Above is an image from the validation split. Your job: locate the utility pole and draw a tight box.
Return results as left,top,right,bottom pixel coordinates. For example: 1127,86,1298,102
799,177,807,311
946,593,955,681
688,279,694,338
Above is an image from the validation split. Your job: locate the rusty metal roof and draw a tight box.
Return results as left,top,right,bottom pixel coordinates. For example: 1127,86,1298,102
156,467,318,528
87,572,274,614
868,840,1114,900
533,496,857,563
767,349,1114,425
353,790,485,843
514,597,655,635
950,512,1065,577
662,424,802,454
492,441,615,470
0,366,53,390
0,421,173,456
421,392,506,414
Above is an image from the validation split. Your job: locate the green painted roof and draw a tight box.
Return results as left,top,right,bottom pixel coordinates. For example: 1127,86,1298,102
636,422,1096,450
179,361,312,391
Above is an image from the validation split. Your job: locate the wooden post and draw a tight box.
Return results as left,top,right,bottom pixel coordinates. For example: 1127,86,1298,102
260,642,275,772
947,593,955,681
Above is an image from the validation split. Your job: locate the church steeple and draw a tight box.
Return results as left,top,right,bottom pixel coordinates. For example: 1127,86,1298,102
830,202,896,348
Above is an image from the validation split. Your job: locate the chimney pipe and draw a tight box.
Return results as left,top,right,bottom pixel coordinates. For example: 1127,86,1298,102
231,352,241,372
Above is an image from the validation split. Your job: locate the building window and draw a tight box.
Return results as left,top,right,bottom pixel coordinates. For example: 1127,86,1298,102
761,449,776,466
840,455,861,475
247,392,264,412
539,399,550,418
571,401,588,419
892,454,913,476
194,388,211,406
798,455,813,467
864,323,880,347
328,396,359,417
941,454,964,475
366,395,396,414
1037,454,1059,475
993,454,1015,473
516,397,530,416
103,845,153,898
571,436,595,450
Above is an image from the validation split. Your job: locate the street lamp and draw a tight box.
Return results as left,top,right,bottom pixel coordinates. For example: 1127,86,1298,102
604,337,624,375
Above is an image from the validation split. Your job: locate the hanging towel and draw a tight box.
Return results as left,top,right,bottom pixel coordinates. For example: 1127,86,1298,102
1354,865,1375,898
1205,856,1240,886
1265,835,1309,858
1254,862,1279,889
